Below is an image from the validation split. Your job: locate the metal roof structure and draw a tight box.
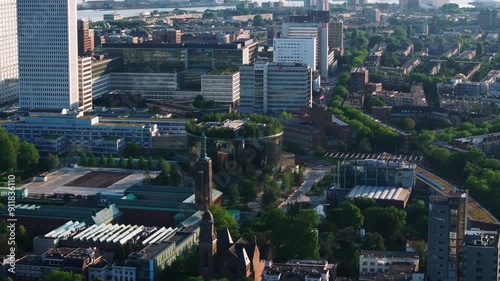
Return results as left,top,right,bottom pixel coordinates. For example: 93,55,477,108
347,185,410,202
44,222,176,245
324,152,423,163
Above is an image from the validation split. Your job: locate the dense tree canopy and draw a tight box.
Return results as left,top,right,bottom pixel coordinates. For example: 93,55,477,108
41,270,83,281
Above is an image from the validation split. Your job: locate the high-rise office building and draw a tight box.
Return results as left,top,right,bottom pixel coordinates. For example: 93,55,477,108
78,18,93,56
18,0,79,110
282,22,330,79
329,19,344,56
427,192,468,281
0,0,19,105
239,62,312,114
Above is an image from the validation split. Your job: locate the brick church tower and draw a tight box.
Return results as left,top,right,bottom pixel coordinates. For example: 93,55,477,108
195,132,213,210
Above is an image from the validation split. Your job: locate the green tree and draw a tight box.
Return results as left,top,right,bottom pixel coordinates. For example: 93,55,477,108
328,203,364,229
169,166,182,186
294,166,305,185
41,270,83,281
48,153,61,170
281,168,293,191
98,154,106,167
138,156,146,169
229,183,240,205
106,154,115,167
146,156,154,170
118,156,126,168
272,209,320,260
159,158,170,172
209,204,240,238
239,179,258,206
127,156,135,169
332,85,349,99
253,14,264,26
363,207,407,240
18,142,40,169
0,129,18,172
79,152,88,166
362,232,385,250
123,142,142,158
403,117,416,130
262,180,280,208
88,153,96,166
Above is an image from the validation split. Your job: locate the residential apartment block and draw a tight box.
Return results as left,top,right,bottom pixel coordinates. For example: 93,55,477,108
427,192,468,281
454,132,500,155
463,229,500,281
329,19,344,56
359,250,419,276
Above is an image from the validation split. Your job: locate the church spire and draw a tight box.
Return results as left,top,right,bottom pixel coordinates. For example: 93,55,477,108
199,131,209,161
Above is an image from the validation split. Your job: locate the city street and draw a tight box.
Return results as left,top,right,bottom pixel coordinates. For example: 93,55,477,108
278,165,331,211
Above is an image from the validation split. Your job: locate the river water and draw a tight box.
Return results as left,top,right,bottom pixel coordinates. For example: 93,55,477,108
77,0,475,21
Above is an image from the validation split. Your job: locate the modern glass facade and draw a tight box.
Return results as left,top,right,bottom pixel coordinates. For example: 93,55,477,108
336,159,417,191
18,0,79,110
97,43,251,73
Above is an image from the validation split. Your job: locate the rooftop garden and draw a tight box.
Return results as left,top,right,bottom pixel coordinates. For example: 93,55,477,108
207,67,238,75
186,113,283,139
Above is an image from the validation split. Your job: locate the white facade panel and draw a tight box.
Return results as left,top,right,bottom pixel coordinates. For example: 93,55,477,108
0,0,18,104
273,38,317,71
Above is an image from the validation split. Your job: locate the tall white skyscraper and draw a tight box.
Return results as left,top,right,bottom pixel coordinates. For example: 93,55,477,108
0,0,19,105
18,0,79,110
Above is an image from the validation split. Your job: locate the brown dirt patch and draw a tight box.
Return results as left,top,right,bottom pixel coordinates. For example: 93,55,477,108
64,171,131,188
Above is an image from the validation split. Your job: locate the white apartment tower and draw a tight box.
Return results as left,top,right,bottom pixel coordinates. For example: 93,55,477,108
0,0,19,104
17,0,79,110
273,38,317,71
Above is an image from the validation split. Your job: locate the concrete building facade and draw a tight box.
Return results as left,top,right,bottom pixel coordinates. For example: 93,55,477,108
329,19,344,56
282,22,330,79
427,192,468,281
463,229,500,281
78,57,93,111
18,0,79,110
239,62,312,114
